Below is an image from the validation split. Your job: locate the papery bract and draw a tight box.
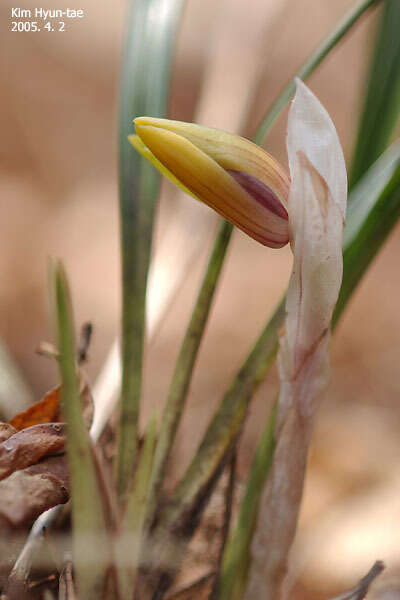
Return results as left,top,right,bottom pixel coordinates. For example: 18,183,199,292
246,78,347,600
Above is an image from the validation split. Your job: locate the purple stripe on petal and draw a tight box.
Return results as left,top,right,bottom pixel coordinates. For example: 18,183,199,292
227,169,288,220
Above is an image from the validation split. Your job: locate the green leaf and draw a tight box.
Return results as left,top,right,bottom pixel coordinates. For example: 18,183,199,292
117,0,185,497
253,0,380,145
350,0,400,187
335,141,400,321
52,262,111,599
217,403,277,600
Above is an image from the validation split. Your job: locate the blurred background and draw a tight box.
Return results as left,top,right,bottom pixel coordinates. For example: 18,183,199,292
1,0,400,597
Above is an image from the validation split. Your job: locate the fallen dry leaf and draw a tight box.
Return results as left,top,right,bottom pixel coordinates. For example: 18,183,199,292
0,455,69,530
10,387,61,431
0,423,17,444
0,423,66,481
166,573,214,600
0,358,95,593
0,371,93,542
10,372,93,432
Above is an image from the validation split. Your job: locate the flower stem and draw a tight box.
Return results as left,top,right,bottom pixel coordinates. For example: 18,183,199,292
145,219,233,518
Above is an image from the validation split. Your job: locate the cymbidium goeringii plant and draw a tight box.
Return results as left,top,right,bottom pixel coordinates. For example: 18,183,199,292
131,78,347,598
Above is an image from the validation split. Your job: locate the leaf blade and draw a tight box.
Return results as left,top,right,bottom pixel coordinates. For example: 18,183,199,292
52,262,111,599
350,0,400,187
117,0,186,498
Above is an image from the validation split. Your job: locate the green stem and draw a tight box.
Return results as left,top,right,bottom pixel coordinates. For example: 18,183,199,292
147,219,233,509
253,0,380,145
163,299,285,527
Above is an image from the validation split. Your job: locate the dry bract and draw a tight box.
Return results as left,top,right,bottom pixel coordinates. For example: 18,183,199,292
246,79,347,600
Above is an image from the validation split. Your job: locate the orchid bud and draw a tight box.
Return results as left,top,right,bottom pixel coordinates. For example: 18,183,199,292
129,118,290,248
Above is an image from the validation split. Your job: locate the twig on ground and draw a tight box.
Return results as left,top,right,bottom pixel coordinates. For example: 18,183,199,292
77,322,93,365
59,562,77,600
165,572,215,600
331,561,385,600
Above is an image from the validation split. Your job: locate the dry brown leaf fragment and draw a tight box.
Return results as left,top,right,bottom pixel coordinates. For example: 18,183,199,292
78,372,94,430
0,423,66,481
0,423,17,444
10,387,62,431
165,572,215,600
10,371,93,433
0,455,69,530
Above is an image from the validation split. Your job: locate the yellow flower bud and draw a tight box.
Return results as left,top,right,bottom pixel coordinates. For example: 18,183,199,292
129,118,290,248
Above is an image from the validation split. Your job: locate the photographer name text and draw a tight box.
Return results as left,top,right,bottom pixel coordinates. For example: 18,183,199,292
11,7,84,19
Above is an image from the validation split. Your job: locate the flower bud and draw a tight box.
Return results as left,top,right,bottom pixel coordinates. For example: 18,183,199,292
129,118,290,248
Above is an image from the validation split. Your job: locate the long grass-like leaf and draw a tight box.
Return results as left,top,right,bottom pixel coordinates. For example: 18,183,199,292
117,0,185,497
52,262,111,599
335,142,400,321
253,0,380,145
350,0,400,187
217,403,277,600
